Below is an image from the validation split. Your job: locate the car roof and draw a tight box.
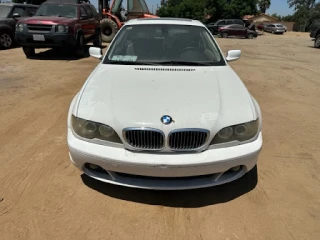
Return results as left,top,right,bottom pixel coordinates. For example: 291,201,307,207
0,3,38,7
126,18,205,27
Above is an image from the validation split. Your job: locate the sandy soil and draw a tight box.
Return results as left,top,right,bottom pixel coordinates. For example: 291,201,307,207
0,32,319,240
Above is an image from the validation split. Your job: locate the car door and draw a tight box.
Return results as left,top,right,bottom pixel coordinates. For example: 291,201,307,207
84,5,98,38
233,24,246,37
226,25,237,36
265,24,272,32
79,6,91,40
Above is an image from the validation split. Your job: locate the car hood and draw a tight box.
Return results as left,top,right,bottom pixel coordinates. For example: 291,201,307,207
18,16,75,24
76,64,255,134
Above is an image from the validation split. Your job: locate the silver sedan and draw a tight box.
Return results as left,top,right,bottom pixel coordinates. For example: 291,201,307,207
264,24,286,34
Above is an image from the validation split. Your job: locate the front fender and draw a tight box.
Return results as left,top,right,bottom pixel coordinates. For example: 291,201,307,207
73,24,82,39
250,95,262,131
0,24,13,33
67,92,80,128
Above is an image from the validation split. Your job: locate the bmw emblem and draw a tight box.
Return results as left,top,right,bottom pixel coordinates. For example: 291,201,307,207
161,115,173,125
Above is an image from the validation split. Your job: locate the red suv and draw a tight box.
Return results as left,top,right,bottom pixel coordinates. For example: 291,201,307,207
15,0,101,58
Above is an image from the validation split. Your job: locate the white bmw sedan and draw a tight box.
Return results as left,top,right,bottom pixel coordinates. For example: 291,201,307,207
67,18,263,190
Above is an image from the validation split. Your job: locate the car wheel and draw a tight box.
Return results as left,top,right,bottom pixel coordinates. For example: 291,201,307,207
271,30,275,34
0,31,13,49
222,32,228,38
100,18,118,43
75,33,85,58
22,46,35,58
93,28,102,47
315,35,320,48
248,33,254,39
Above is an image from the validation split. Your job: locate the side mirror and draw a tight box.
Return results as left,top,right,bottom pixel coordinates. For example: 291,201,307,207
12,13,21,18
89,47,103,60
226,50,241,62
30,12,35,17
80,14,88,20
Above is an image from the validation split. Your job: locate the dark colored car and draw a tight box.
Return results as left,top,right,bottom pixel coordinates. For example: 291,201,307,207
0,3,38,49
257,23,266,31
206,19,244,35
15,0,101,58
218,24,258,39
309,19,320,48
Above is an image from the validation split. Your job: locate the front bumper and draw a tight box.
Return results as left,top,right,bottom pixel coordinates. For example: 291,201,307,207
67,128,263,190
15,32,76,48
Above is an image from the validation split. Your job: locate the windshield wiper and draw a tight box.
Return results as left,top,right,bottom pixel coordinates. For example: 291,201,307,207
105,61,160,66
156,61,213,66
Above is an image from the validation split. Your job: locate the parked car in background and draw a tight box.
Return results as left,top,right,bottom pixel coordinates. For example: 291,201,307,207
0,2,38,49
218,24,258,39
309,19,320,48
257,23,266,31
275,23,287,32
206,19,244,35
264,24,286,34
67,18,263,190
15,0,101,58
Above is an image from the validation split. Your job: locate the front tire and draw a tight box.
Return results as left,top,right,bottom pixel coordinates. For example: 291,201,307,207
314,35,320,48
0,31,13,49
247,33,254,39
93,28,102,47
75,33,85,58
100,18,118,43
222,32,228,38
22,46,35,58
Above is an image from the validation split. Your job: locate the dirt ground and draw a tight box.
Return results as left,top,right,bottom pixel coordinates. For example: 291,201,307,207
0,32,319,240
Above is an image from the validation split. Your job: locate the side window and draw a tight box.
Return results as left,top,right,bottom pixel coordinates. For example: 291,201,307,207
79,6,86,17
84,5,93,18
11,7,28,17
89,5,98,19
235,20,244,25
219,21,226,25
226,20,233,25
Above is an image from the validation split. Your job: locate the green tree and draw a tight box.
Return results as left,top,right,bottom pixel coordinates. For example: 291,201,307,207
205,0,258,22
158,0,259,22
287,0,316,10
287,0,319,31
271,13,282,20
258,0,271,13
157,0,206,21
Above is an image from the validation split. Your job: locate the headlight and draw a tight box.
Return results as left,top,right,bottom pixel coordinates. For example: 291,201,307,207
56,25,69,33
71,115,122,143
16,24,24,32
210,119,259,145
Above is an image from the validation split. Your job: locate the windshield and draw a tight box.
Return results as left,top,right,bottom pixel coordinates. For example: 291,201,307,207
104,24,225,66
0,5,11,18
35,3,77,18
276,24,284,27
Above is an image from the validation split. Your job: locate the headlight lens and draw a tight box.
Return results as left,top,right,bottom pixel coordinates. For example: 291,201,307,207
16,24,24,32
210,119,259,145
71,115,122,143
56,25,69,33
